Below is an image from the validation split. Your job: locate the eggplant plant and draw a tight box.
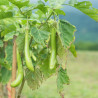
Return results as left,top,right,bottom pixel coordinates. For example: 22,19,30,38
0,0,98,97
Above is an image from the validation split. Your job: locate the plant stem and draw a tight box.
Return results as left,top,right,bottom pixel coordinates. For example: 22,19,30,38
17,77,25,98
0,66,3,98
59,92,64,98
0,84,3,98
7,80,11,98
39,12,53,29
19,8,27,18
11,36,17,98
30,37,33,46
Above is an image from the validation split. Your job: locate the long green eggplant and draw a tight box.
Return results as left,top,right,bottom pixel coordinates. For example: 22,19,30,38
49,27,57,69
11,49,23,87
25,29,34,71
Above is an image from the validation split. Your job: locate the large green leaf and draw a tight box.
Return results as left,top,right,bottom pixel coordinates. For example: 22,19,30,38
4,31,18,41
0,58,12,70
0,67,11,84
74,1,98,21
16,33,25,54
35,1,48,14
0,5,13,19
57,67,70,92
0,11,13,20
31,27,50,46
59,19,76,49
35,10,46,22
8,0,29,8
5,43,13,65
1,24,16,37
57,36,67,69
0,0,9,5
40,23,50,33
54,9,65,16
39,56,56,78
44,0,48,2
25,68,44,90
0,40,3,47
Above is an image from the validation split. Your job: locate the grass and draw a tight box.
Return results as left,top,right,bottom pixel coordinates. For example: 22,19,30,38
22,51,98,98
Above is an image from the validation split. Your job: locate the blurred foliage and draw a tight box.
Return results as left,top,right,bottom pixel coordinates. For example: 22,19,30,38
75,42,98,51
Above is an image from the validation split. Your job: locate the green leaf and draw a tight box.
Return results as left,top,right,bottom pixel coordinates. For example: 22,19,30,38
40,23,50,32
5,43,13,65
44,0,48,2
37,48,49,59
49,0,66,9
0,0,9,5
35,10,46,22
69,44,77,57
0,5,13,19
21,7,32,17
8,0,29,8
25,68,44,90
35,1,48,14
0,11,13,20
0,67,11,84
74,1,98,21
31,27,50,46
57,67,70,92
4,31,18,41
59,19,76,49
68,0,78,6
1,24,16,37
57,36,67,69
0,40,3,47
54,9,65,16
16,33,25,54
0,58,12,70
39,56,56,78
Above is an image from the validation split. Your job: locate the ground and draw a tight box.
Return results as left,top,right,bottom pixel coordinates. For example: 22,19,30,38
22,51,98,98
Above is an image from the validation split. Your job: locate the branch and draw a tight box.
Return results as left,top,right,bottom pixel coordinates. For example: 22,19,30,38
11,36,17,98
39,12,53,29
19,8,27,18
17,77,25,98
59,92,65,98
30,37,33,46
0,66,4,98
7,80,11,98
